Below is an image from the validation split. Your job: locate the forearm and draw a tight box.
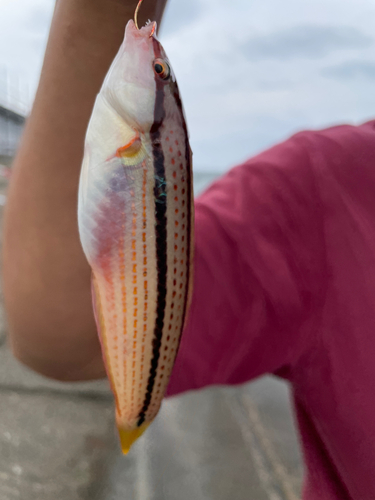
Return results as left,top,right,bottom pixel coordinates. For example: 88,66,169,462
3,0,167,381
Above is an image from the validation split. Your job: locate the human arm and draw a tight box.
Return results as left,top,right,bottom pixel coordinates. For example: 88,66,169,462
2,0,168,381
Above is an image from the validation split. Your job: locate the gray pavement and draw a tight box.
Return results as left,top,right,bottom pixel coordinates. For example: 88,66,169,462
0,173,303,500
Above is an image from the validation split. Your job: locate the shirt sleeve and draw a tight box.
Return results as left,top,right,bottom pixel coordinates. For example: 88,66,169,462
167,132,327,396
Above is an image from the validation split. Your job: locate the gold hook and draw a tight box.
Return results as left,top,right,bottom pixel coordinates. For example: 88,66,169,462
134,0,143,30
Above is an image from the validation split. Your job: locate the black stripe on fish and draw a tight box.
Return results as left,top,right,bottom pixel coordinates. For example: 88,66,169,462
137,39,167,427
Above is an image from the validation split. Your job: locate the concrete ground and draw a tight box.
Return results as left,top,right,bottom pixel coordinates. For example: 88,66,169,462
0,173,304,500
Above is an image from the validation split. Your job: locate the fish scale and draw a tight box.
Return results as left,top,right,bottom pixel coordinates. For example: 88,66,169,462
78,16,193,453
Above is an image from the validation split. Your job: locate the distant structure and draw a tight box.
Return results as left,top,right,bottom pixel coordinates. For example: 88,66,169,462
0,105,25,166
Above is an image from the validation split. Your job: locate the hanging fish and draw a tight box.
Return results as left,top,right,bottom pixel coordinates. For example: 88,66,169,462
78,0,193,454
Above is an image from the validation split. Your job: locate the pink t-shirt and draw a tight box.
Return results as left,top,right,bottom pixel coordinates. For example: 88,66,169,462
167,120,375,499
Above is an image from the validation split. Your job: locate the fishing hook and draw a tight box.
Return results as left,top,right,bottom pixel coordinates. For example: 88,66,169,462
134,0,156,36
134,0,143,30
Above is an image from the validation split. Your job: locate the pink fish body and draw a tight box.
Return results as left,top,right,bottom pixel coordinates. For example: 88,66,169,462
78,19,193,453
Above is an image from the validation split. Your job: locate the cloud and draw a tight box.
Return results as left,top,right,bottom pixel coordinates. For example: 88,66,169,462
24,3,53,33
241,25,373,61
0,0,53,110
1,0,375,171
160,0,202,36
322,60,375,80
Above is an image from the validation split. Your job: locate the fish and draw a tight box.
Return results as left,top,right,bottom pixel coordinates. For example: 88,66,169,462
77,4,193,455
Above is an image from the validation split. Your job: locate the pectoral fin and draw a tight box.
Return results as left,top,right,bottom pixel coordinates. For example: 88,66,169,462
115,131,147,166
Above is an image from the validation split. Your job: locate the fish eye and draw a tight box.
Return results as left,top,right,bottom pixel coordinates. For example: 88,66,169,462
153,59,170,80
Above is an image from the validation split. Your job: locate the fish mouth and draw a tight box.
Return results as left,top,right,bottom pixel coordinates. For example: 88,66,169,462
126,19,157,40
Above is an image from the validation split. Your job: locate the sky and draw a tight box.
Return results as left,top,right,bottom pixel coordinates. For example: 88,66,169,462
0,0,375,171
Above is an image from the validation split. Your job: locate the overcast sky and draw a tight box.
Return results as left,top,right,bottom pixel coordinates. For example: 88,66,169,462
0,0,375,171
